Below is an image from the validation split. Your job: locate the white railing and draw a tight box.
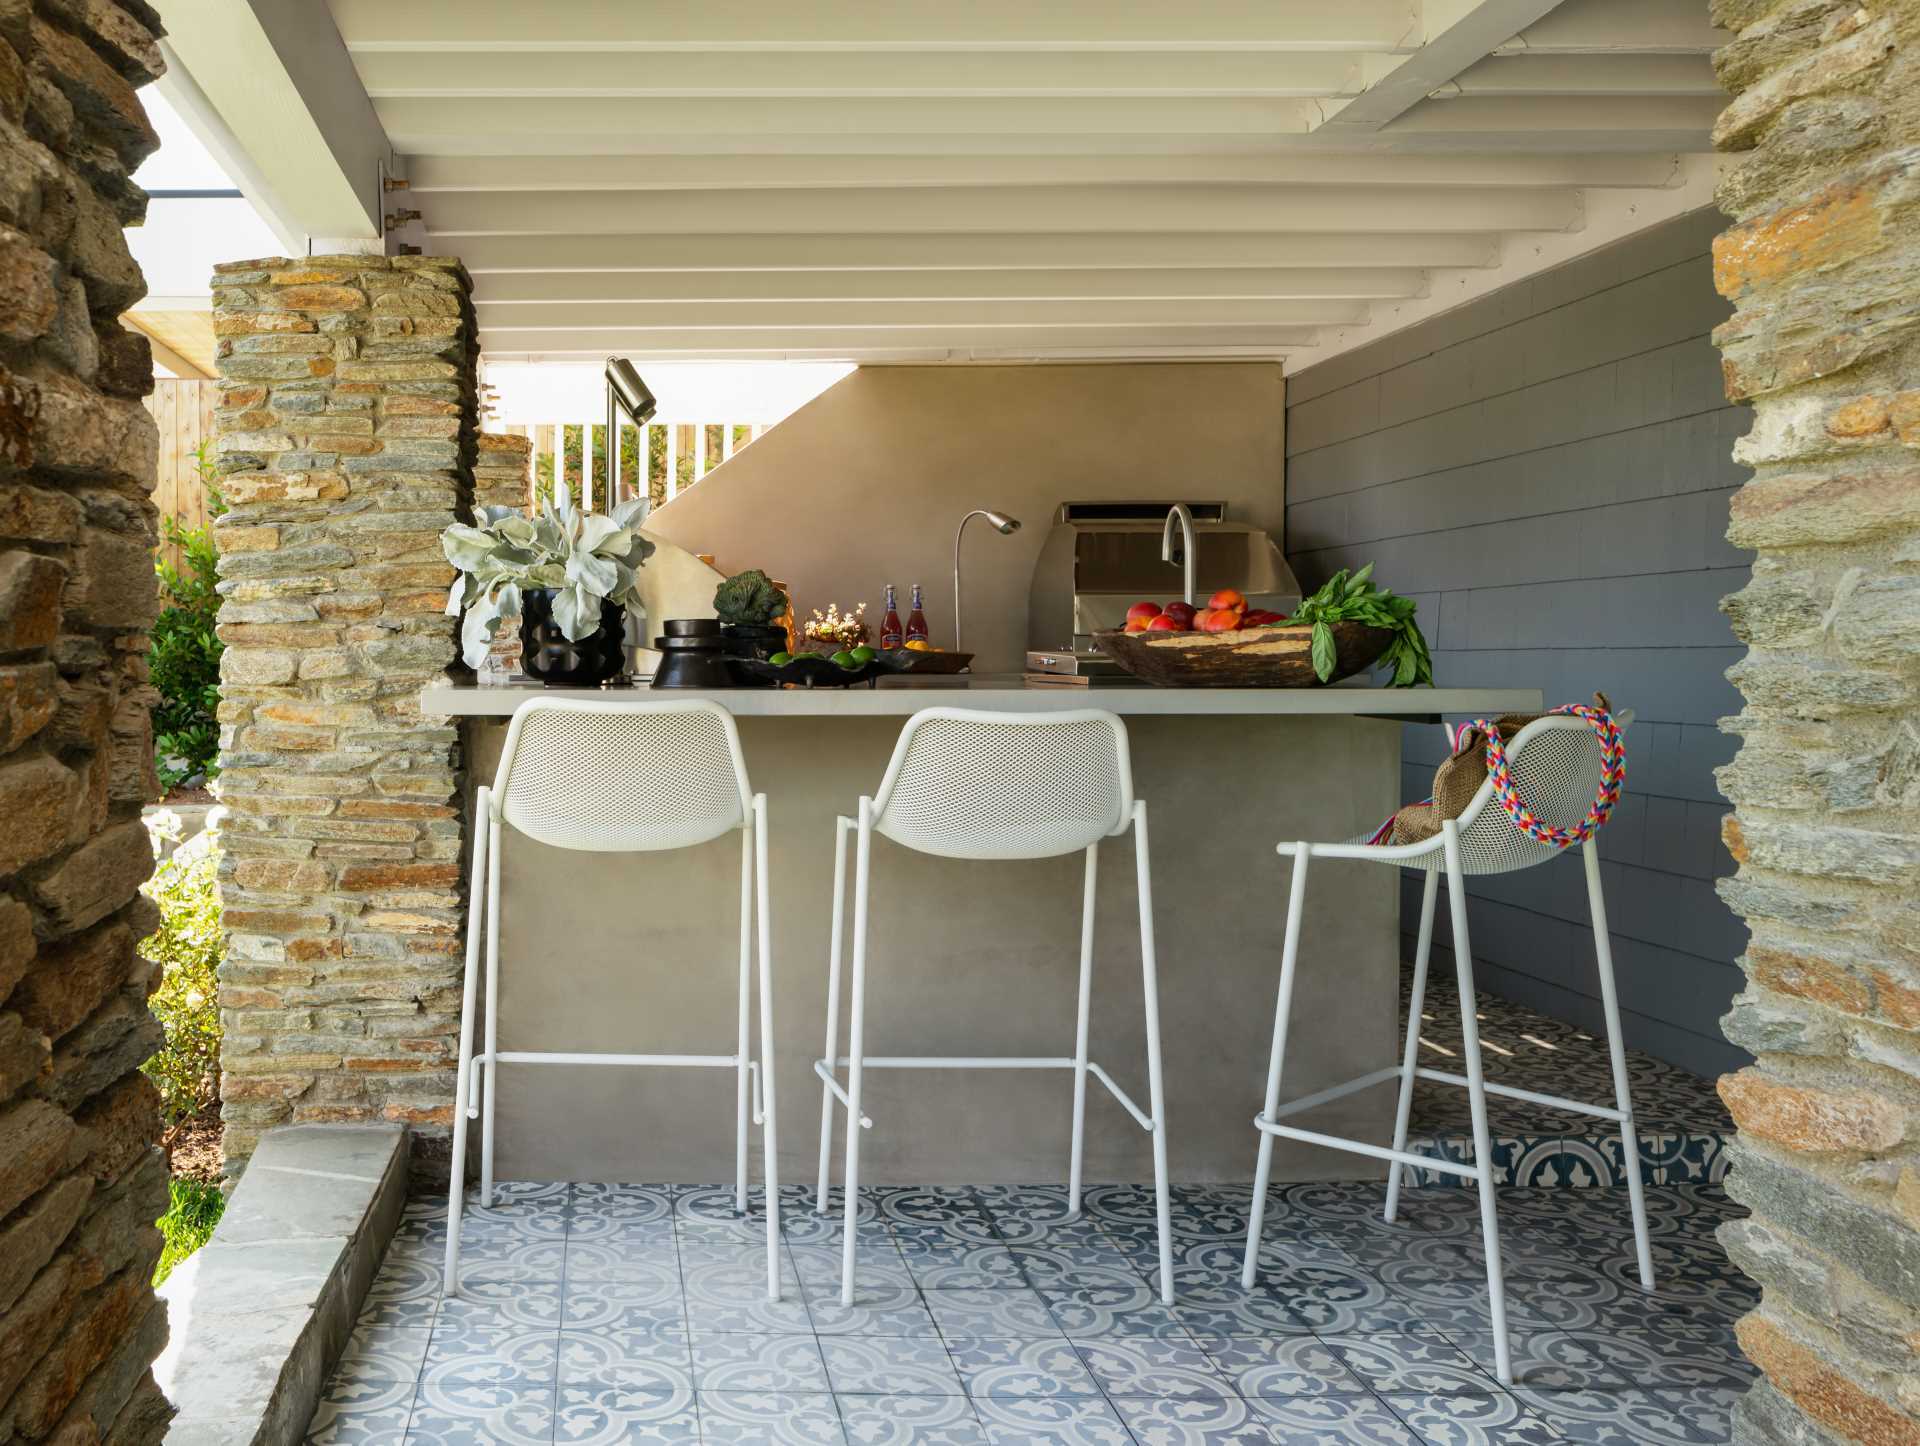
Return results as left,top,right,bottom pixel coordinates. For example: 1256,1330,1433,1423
492,419,771,511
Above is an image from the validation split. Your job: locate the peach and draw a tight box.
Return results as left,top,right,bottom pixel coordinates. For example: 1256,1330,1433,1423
1209,588,1246,612
1124,617,1150,633
1126,601,1162,625
1201,608,1242,633
1145,614,1183,632
1162,601,1197,628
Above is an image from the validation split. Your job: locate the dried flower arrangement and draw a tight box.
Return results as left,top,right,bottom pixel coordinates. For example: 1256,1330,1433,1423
801,602,870,651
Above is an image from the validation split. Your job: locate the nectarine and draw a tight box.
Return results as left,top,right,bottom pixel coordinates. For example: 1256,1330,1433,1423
1126,601,1162,625
1144,614,1183,632
1201,608,1242,633
1124,618,1150,633
1209,588,1246,612
1163,601,1197,628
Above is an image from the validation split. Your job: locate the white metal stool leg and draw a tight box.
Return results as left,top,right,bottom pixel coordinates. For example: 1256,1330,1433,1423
1584,839,1655,1291
1242,845,1310,1289
736,819,753,1214
753,794,782,1301
1383,868,1440,1223
444,788,490,1297
1443,821,1511,1387
479,810,502,1209
839,799,875,1307
1066,842,1098,1220
1132,803,1175,1306
816,817,851,1213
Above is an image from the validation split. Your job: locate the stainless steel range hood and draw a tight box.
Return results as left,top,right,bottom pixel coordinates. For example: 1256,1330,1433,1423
1026,501,1301,660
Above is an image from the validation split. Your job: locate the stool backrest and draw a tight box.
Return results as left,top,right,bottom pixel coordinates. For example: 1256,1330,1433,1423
493,697,752,853
1451,710,1633,875
871,707,1133,860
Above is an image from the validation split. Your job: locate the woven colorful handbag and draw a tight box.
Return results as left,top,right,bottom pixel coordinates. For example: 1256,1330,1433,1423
1367,693,1624,848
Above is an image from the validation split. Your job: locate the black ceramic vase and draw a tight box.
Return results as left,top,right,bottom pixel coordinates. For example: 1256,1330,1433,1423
518,589,626,686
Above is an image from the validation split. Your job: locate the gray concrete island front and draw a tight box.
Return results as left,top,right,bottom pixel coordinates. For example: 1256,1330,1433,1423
424,680,1542,1186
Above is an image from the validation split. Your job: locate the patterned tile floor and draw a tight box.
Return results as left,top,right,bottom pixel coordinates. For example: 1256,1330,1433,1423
309,1179,1756,1445
1403,979,1732,1190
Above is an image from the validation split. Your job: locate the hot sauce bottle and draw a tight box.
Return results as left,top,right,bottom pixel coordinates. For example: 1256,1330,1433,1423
879,584,904,649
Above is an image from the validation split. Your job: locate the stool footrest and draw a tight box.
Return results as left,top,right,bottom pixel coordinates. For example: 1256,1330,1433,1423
816,1055,1155,1133
493,1050,741,1068
1414,1067,1626,1123
1253,1112,1483,1180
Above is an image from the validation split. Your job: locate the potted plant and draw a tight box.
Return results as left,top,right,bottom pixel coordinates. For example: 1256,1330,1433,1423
713,569,789,660
442,484,654,686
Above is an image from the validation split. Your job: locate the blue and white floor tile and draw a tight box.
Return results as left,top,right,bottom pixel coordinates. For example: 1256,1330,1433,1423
311,1178,1752,1443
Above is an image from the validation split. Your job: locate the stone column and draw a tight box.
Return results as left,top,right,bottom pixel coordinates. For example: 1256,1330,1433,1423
1709,2,1920,1442
210,257,477,1167
0,3,173,1441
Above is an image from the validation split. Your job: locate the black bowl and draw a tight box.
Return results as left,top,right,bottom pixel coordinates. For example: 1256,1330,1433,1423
729,655,886,689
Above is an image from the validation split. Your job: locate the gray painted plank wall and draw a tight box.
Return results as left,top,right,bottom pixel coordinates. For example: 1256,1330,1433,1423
1282,208,1752,1079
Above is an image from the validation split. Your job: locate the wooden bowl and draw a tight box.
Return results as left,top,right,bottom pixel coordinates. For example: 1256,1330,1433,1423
1093,623,1394,688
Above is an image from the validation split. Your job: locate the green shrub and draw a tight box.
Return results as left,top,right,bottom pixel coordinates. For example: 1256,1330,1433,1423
138,817,223,1133
152,446,224,791
154,1177,225,1285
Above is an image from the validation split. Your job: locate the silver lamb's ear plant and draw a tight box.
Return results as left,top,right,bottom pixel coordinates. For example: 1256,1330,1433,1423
442,488,655,668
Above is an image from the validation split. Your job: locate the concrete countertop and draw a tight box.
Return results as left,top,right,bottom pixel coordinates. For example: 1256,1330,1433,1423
423,673,1543,719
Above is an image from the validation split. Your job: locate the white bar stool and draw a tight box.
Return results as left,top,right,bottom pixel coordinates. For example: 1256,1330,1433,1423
813,707,1175,1308
444,697,781,1300
1239,710,1653,1386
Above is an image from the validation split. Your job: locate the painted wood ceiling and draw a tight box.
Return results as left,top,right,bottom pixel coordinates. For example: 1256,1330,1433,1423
288,0,1727,364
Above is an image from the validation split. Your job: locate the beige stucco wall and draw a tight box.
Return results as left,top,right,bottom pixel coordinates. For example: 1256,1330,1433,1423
644,363,1287,673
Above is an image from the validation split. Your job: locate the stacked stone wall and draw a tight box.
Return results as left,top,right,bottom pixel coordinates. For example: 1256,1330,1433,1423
1709,1,1920,1441
210,257,477,1167
0,1,173,1440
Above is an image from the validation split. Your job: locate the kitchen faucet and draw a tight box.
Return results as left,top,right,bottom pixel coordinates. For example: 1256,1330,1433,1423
1161,504,1196,606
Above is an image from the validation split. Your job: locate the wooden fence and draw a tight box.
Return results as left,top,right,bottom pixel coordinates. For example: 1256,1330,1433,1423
145,378,216,575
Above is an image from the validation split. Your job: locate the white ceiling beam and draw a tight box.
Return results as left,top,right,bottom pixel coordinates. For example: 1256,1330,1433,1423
153,46,304,254
1448,53,1722,95
1379,95,1720,150
1315,0,1567,133
1495,0,1726,54
455,231,1502,273
375,97,1326,152
162,0,391,245
406,151,1681,192
422,184,1578,237
475,299,1369,330
477,325,1324,355
474,267,1428,304
354,49,1363,98
331,0,1420,53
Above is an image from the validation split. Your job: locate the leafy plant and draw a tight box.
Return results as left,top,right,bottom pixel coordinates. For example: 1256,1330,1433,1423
151,445,225,790
154,1177,225,1285
1282,563,1433,687
442,483,654,667
714,569,784,626
138,814,223,1134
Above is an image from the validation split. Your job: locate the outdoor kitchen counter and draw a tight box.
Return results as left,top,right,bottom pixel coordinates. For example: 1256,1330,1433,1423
427,678,1542,1186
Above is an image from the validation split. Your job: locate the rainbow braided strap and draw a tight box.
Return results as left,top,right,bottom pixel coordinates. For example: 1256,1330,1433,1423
1466,704,1626,849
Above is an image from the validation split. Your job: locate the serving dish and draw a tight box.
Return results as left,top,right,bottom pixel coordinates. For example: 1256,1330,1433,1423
728,654,889,689
1094,622,1393,688
872,648,974,676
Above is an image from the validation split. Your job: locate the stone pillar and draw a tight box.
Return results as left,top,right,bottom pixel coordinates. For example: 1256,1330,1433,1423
210,256,477,1167
1709,2,1920,1442
472,432,532,673
0,3,174,1442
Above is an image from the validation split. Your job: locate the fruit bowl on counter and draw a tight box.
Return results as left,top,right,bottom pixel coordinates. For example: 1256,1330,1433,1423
1095,622,1393,688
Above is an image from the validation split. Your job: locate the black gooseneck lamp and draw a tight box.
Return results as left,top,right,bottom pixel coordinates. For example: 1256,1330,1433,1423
604,357,658,511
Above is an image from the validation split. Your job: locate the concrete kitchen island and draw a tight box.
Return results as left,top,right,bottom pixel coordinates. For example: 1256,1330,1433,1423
425,678,1542,1186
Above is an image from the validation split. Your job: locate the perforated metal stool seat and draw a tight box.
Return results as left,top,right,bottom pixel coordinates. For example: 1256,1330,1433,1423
443,698,781,1300
813,708,1176,1307
1240,711,1655,1387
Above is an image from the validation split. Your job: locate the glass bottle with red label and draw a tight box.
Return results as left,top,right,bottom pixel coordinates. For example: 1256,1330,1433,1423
879,584,904,650
905,583,930,645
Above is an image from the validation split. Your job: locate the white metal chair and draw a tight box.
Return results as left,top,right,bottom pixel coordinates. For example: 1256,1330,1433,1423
444,697,781,1300
1239,710,1653,1386
813,707,1175,1307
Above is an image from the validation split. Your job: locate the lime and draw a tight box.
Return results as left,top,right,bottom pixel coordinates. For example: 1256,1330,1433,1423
830,650,859,669
850,645,876,664
768,651,793,665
